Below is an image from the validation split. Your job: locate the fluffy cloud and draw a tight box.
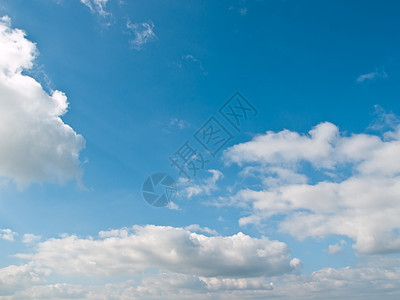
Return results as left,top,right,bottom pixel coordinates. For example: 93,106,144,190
0,16,85,187
224,122,339,169
222,121,400,254
126,20,157,50
17,225,297,278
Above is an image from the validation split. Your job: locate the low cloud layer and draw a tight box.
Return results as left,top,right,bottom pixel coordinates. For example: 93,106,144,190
17,225,298,278
1,257,399,299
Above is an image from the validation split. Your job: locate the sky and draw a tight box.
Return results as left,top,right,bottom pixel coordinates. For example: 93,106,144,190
1,0,400,299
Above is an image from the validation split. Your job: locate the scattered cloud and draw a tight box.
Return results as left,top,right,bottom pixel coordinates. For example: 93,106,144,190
357,69,387,83
0,16,85,187
126,20,156,50
170,118,190,130
0,229,17,241
221,120,400,254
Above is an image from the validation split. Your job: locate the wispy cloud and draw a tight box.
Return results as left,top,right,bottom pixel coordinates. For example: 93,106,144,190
170,118,190,130
126,20,157,50
369,105,400,133
178,54,208,75
357,69,388,83
229,0,248,15
80,0,110,17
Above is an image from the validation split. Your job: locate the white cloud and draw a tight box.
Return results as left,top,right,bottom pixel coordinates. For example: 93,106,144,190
222,121,400,254
0,229,17,241
0,17,85,187
357,69,387,83
126,20,156,50
17,225,297,278
80,0,110,17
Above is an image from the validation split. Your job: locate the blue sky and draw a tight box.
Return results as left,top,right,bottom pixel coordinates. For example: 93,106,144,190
1,0,400,299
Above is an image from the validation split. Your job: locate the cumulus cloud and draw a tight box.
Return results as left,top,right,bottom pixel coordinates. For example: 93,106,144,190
222,121,400,254
17,225,297,278
0,16,85,187
126,20,156,50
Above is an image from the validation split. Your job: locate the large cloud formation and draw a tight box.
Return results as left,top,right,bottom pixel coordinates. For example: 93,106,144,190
222,121,400,254
0,16,85,187
17,225,299,278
